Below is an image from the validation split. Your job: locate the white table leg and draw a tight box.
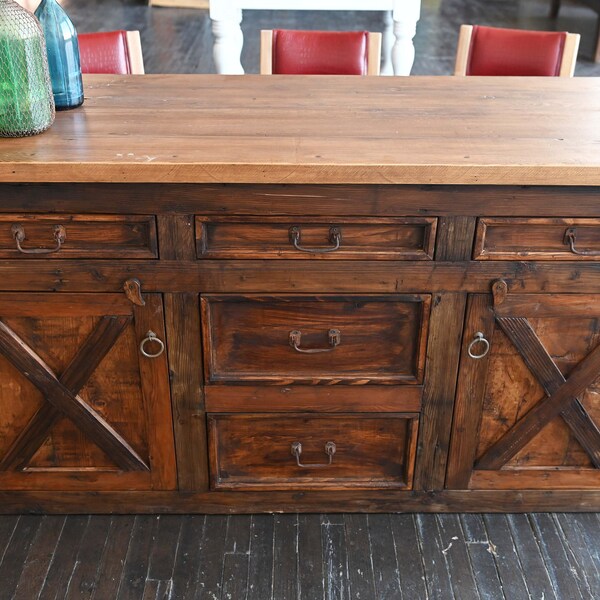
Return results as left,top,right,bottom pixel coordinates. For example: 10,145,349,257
381,11,394,76
391,0,421,76
210,4,245,74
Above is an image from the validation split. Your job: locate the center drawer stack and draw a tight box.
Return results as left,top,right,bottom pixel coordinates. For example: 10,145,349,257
196,216,437,491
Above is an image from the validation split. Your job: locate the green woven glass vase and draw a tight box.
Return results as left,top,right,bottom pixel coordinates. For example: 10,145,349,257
0,0,55,137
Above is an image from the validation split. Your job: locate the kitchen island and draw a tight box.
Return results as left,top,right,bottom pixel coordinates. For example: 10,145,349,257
1,74,600,513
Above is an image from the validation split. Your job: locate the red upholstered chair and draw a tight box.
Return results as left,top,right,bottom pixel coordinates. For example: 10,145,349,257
260,29,382,75
78,30,145,75
454,24,580,77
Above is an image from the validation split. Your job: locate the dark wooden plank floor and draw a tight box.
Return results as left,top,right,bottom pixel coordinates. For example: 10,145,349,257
60,0,600,77
0,513,599,599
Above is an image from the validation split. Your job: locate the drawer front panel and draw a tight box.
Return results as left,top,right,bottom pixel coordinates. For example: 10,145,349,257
196,217,437,260
202,295,431,384
0,215,157,259
208,414,418,490
474,217,600,260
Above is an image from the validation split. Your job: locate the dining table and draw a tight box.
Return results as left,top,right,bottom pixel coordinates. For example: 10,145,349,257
209,0,421,75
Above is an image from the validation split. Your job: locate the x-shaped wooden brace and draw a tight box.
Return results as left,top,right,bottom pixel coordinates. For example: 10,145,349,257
476,285,600,471
0,316,148,472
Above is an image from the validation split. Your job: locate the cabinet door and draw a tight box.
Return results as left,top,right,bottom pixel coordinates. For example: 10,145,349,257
447,288,600,490
0,293,176,491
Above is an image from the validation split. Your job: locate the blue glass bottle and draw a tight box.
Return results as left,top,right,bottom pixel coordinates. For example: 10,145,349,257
34,0,83,110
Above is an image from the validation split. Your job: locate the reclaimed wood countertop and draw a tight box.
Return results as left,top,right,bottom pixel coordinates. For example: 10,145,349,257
2,74,600,185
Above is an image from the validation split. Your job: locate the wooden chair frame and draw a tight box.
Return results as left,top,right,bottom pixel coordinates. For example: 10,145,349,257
260,30,382,76
454,24,580,77
124,30,146,75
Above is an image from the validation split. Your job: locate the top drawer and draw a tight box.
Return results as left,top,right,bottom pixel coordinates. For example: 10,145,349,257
0,215,157,259
195,216,437,260
474,218,600,260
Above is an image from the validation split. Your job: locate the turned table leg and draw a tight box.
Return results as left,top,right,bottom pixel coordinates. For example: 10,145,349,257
390,0,421,76
210,2,244,74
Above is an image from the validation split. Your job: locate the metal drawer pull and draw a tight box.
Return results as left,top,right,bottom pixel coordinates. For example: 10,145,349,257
289,225,341,253
291,441,336,468
468,332,490,359
564,227,600,256
140,331,165,358
289,329,341,353
11,223,66,254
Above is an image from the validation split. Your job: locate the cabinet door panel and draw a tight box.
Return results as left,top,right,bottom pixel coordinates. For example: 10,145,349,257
0,293,176,491
447,292,600,490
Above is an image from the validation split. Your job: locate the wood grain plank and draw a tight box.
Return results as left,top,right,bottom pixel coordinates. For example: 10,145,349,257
8,259,600,295
38,515,89,600
222,553,250,600
343,514,376,600
188,515,228,600
272,515,299,600
115,515,158,600
459,514,504,600
446,294,495,488
368,514,402,599
90,516,136,600
415,514,456,600
482,515,530,600
164,293,208,491
3,76,600,186
506,514,558,600
64,515,112,600
390,515,429,599
414,293,467,490
436,514,480,600
529,513,591,600
0,516,42,600
12,516,66,600
146,516,182,581
246,514,274,600
319,515,349,600
169,515,206,600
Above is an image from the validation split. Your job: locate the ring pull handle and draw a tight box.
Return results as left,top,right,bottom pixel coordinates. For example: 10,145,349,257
139,330,165,358
564,227,600,256
291,441,336,468
289,329,341,354
289,225,341,254
11,223,66,255
468,332,490,359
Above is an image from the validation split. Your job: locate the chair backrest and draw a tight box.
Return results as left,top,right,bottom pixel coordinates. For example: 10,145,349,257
79,30,145,75
260,29,382,75
454,24,580,77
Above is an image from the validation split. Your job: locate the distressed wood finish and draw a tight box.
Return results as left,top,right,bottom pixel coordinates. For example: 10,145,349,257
2,76,600,512
474,217,600,260
448,292,600,491
0,215,157,259
201,294,431,385
208,414,418,490
0,293,176,491
195,216,437,260
3,76,600,185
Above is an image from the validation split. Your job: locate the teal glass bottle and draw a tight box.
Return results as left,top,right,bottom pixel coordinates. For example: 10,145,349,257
35,0,83,110
0,0,55,137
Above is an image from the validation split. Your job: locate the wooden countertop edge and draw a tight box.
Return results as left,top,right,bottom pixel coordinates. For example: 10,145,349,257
2,163,600,185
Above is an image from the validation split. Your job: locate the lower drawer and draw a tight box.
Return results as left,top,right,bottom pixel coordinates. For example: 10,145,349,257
208,413,418,490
